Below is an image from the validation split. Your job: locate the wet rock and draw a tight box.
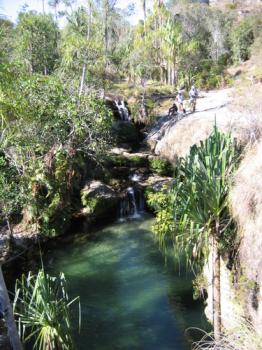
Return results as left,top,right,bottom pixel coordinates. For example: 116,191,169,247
112,120,140,145
81,181,118,221
110,166,131,179
105,95,131,121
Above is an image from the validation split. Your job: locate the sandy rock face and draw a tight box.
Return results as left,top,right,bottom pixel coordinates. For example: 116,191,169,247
147,88,260,162
230,141,262,332
148,88,262,331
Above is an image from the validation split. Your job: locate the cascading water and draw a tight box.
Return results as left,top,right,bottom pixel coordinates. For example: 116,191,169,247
128,187,139,217
115,100,131,121
129,173,142,182
119,186,144,221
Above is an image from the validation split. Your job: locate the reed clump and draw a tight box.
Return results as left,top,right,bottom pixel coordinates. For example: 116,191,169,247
193,317,262,350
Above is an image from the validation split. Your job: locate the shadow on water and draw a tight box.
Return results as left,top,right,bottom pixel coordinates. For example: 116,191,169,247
46,215,210,350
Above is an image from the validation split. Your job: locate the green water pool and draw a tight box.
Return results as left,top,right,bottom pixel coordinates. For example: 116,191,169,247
46,216,209,350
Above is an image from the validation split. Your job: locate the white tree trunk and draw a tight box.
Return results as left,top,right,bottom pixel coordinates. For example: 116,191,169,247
78,64,87,98
213,234,221,341
0,266,22,349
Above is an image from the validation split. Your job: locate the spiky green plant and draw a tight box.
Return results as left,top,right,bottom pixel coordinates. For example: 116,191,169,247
13,270,80,350
150,126,239,340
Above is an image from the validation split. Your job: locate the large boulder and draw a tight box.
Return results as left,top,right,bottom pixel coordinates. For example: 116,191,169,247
81,181,118,222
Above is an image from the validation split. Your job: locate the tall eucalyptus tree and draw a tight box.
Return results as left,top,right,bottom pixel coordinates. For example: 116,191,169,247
141,0,146,22
102,0,117,65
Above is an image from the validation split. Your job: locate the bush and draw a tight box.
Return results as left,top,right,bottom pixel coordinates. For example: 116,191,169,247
149,158,174,176
14,270,80,350
193,60,226,90
230,19,255,63
226,3,237,10
104,154,149,168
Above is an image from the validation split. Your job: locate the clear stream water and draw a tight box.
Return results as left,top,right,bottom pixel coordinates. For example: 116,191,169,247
46,215,209,350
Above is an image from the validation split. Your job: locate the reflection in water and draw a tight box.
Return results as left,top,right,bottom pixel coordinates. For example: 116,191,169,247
46,216,209,350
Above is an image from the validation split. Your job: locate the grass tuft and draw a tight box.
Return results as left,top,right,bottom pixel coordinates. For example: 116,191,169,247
193,317,262,350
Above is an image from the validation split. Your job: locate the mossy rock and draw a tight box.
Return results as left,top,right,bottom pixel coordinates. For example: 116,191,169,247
104,154,149,168
81,181,118,221
149,157,174,176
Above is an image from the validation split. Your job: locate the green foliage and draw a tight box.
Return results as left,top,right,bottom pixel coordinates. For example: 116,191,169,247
104,154,148,168
0,70,113,236
13,270,80,350
151,126,239,267
234,273,258,307
149,158,174,176
230,18,255,63
226,3,237,10
193,61,221,89
0,155,22,231
0,18,14,64
81,197,98,214
0,0,255,238
192,272,208,300
15,11,59,74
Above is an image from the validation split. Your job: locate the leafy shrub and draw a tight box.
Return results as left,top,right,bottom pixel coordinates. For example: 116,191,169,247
149,158,174,176
226,3,237,10
0,72,114,236
193,272,208,300
104,154,148,168
193,60,226,90
230,19,255,63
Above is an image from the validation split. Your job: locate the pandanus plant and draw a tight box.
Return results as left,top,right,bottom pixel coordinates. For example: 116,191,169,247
152,126,239,340
13,270,80,350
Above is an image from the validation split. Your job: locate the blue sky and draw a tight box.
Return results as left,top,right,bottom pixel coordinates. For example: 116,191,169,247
0,0,147,24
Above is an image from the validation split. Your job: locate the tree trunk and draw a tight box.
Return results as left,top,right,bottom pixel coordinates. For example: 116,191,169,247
172,50,177,86
212,233,221,341
5,217,13,239
0,266,23,350
54,4,58,23
87,1,92,39
171,67,176,86
103,0,109,66
142,0,146,24
78,63,87,98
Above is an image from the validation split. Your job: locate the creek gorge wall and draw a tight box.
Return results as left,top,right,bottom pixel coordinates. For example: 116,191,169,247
147,95,262,333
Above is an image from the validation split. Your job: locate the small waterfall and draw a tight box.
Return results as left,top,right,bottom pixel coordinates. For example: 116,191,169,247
115,100,131,121
128,187,139,217
118,187,144,221
129,173,142,182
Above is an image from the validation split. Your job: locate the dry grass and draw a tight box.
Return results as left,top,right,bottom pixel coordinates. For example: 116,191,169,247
193,318,262,350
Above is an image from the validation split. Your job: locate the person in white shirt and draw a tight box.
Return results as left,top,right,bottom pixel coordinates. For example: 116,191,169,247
189,85,198,113
177,88,186,114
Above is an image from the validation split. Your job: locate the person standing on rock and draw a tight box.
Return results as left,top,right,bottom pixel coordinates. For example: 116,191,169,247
189,84,198,113
177,87,186,114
